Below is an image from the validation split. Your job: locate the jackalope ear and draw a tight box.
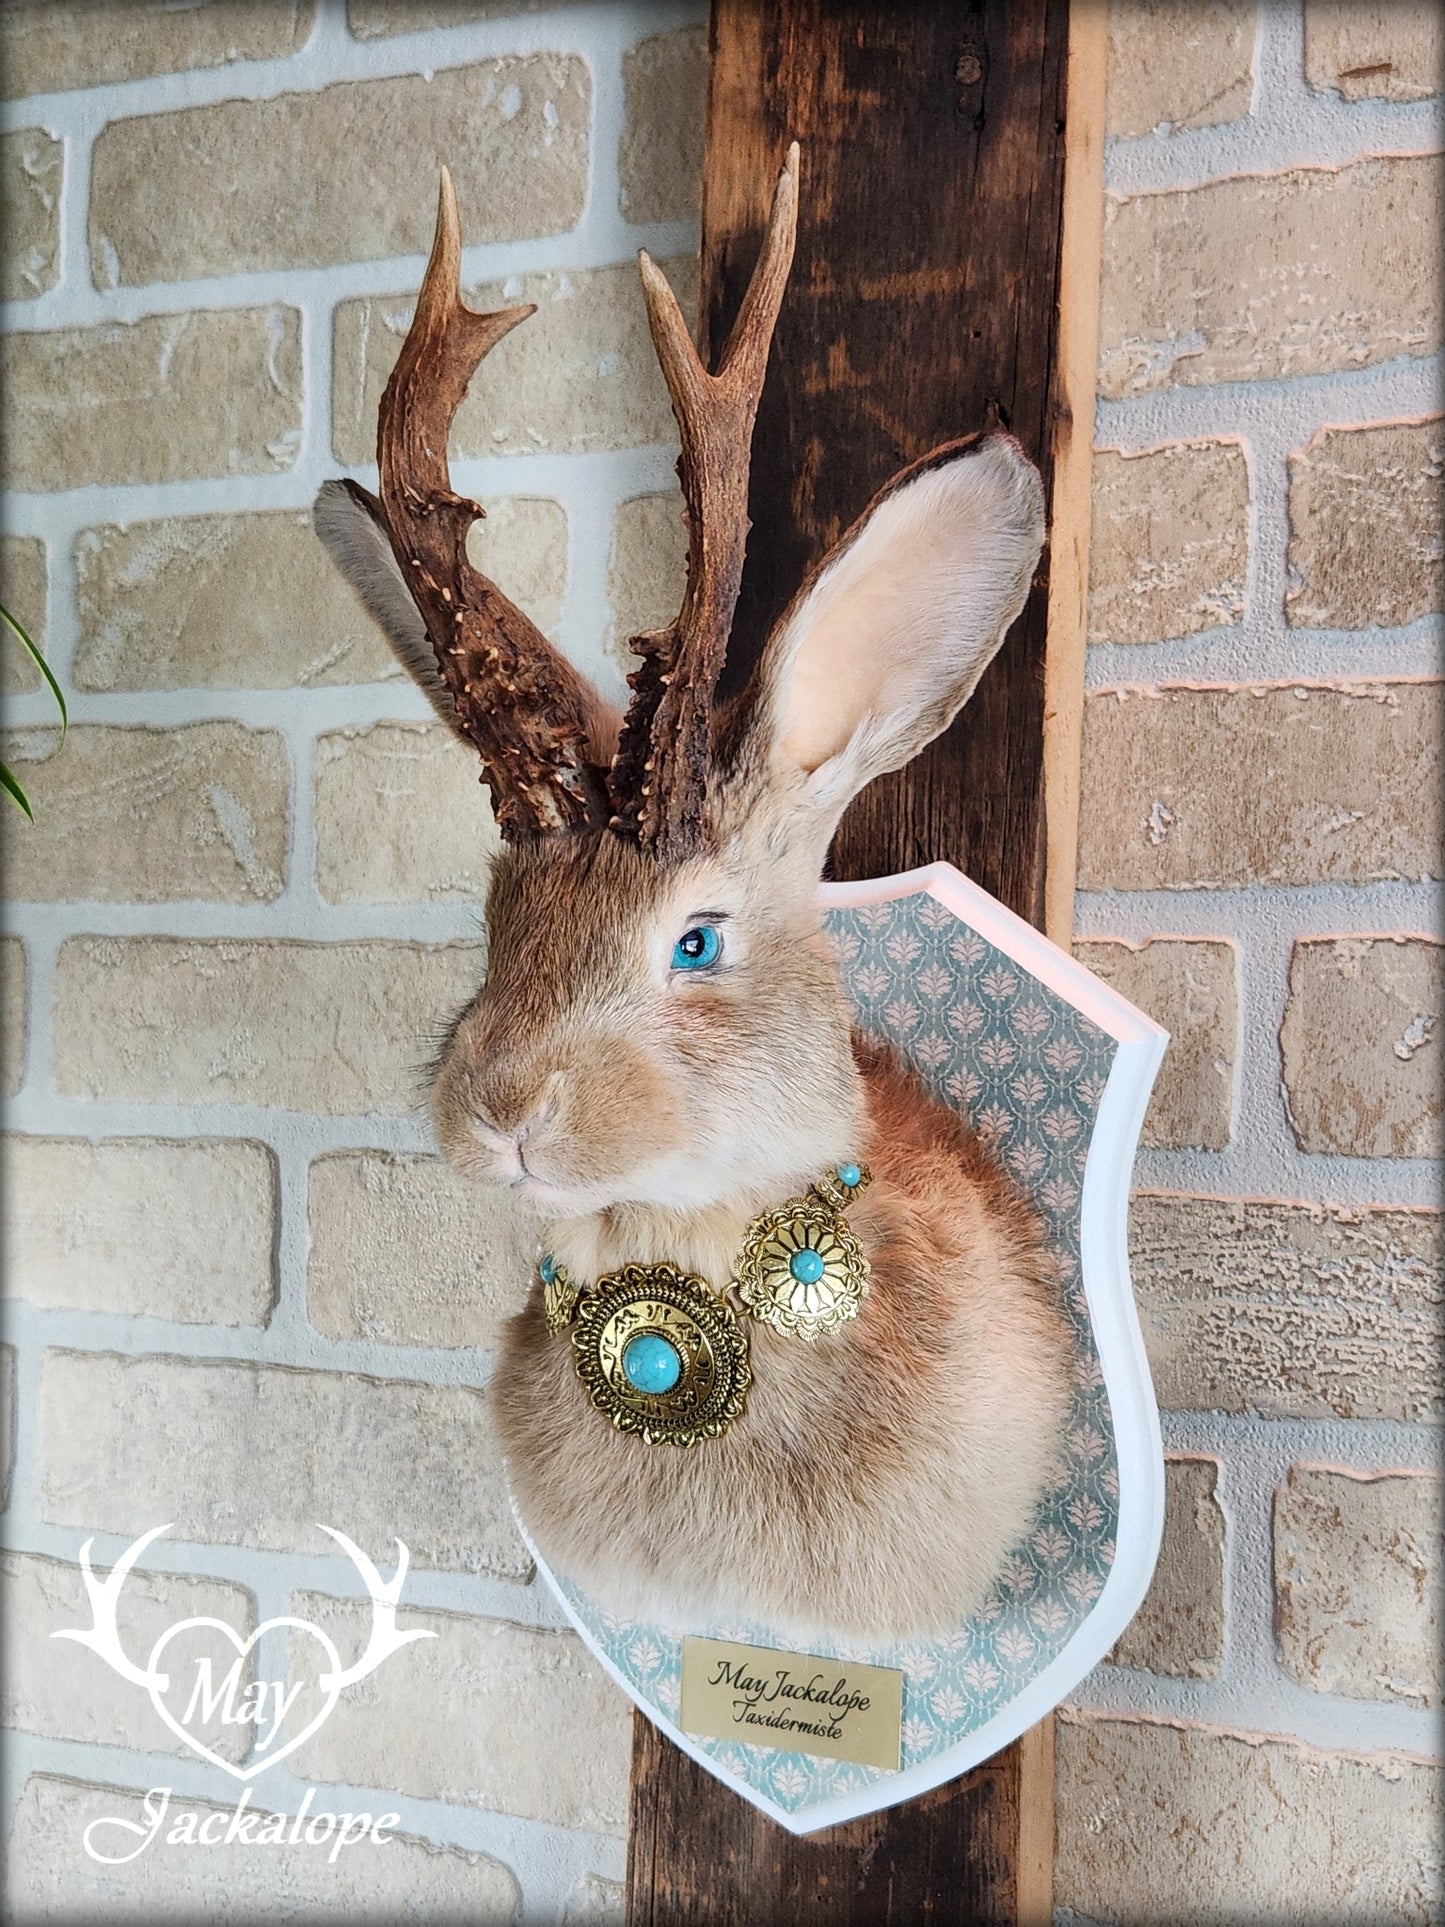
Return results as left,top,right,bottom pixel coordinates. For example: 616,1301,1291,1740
733,432,1045,835
313,477,468,738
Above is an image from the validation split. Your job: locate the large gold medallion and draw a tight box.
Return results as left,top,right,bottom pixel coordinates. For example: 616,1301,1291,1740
734,1198,870,1339
570,1263,752,1447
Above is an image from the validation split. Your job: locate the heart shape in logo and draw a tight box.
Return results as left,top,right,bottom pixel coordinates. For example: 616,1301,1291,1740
147,1616,343,1781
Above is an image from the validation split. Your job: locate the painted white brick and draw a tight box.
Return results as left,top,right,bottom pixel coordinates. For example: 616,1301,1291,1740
53,938,484,1114
3,1135,276,1324
292,1594,631,1834
0,1344,13,1511
1,1551,254,1760
1275,1466,1442,1708
4,1775,519,1923
313,723,502,905
1057,1715,1442,1922
307,1151,535,1349
39,1350,527,1580
1,937,25,1100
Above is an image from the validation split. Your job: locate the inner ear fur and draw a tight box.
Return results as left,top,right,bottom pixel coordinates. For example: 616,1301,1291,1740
734,431,1045,823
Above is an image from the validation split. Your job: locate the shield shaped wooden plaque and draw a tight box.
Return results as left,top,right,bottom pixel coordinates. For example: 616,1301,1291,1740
514,861,1167,1833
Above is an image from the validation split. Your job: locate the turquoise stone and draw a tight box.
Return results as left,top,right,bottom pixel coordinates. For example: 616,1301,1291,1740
539,1254,558,1285
836,1163,861,1190
789,1247,826,1285
622,1332,683,1395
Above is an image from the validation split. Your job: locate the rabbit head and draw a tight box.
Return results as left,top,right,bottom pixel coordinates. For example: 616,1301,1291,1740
315,154,1045,1222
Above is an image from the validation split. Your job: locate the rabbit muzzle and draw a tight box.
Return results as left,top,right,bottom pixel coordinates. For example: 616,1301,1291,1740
464,1072,561,1172
432,1013,695,1216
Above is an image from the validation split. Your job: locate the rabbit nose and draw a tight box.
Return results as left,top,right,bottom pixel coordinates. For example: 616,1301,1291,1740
472,1074,560,1145
513,1086,558,1144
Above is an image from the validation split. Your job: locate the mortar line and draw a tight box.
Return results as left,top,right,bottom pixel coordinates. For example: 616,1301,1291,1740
1103,0,1442,197
0,445,686,553
3,1514,556,1621
0,1729,628,1904
0,1294,498,1388
0,0,703,136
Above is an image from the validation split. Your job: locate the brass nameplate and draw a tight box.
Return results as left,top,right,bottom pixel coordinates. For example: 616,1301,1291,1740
680,1635,903,1771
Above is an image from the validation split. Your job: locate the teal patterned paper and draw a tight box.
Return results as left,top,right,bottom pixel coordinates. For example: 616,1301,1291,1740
555,887,1120,1817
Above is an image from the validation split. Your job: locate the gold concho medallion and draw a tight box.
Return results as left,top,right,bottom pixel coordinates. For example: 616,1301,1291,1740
734,1199,870,1340
540,1257,580,1336
809,1159,872,1213
571,1263,751,1447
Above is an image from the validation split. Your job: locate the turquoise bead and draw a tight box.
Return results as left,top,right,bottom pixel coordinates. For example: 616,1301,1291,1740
789,1247,826,1285
539,1254,558,1285
836,1163,861,1190
622,1332,683,1395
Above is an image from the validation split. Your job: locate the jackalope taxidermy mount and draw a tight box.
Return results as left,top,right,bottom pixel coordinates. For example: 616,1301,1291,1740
315,147,1068,1639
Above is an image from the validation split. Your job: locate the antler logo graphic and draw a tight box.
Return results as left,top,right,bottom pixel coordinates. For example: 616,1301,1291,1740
53,1524,436,1781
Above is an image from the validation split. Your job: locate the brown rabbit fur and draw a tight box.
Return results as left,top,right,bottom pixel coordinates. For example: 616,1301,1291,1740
319,423,1072,1640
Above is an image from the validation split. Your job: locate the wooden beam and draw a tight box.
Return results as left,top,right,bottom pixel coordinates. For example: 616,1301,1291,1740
1043,0,1109,953
626,4,1102,1920
629,1716,1025,1925
701,0,1067,914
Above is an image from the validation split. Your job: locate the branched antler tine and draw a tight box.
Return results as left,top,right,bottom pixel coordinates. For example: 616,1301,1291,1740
375,168,613,839
715,139,799,389
635,140,797,407
406,167,531,448
636,251,709,420
610,143,800,861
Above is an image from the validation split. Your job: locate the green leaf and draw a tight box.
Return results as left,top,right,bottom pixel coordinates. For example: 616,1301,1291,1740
1,601,66,739
0,759,34,820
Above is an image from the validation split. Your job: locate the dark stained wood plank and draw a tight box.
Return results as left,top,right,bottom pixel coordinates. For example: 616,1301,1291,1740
628,1707,1022,1927
627,4,1074,1923
703,0,1068,918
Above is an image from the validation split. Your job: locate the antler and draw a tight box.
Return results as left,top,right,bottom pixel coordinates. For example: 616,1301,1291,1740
370,168,613,838
610,142,800,862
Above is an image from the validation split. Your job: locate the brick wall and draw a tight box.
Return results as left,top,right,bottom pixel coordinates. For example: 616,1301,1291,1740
1059,4,1442,1921
0,3,1440,1923
1,3,704,1918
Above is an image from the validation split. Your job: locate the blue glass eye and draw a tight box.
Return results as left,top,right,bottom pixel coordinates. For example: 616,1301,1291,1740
672,924,722,971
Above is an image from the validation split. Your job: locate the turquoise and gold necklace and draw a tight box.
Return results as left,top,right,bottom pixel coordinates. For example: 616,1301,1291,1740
538,1163,871,1448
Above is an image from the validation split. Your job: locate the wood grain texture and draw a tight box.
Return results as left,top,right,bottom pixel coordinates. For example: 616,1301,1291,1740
1016,1711,1057,1927
628,1706,1023,1927
626,4,1073,1921
1042,1,1108,949
701,0,1069,916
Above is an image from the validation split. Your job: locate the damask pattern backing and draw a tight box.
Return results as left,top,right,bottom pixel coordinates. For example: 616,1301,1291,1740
558,886,1120,1817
